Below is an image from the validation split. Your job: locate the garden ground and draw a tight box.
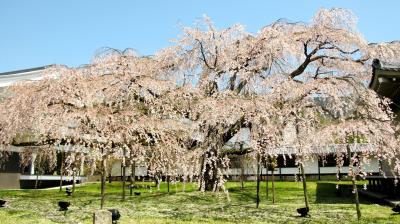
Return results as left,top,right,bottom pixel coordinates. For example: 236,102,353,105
0,180,399,223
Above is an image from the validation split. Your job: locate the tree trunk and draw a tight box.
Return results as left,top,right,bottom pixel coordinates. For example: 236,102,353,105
59,152,64,192
100,158,107,209
130,161,135,196
300,162,309,210
256,154,260,208
199,117,246,191
201,148,220,191
348,145,361,220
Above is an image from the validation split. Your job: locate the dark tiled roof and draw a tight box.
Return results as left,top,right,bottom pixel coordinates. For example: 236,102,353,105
369,59,400,88
369,59,400,110
0,65,53,76
372,59,400,72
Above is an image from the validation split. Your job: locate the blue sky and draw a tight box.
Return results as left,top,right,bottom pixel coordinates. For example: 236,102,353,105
0,0,399,72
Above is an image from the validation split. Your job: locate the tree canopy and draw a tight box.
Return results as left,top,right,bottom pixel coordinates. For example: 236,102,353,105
1,8,400,191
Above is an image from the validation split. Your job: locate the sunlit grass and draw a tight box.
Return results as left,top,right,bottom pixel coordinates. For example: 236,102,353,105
0,180,398,223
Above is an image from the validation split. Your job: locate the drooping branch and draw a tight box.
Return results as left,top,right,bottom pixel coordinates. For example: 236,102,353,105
289,40,327,79
196,39,214,70
289,39,367,79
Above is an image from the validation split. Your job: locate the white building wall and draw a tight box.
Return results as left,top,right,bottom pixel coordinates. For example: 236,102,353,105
110,157,380,177
110,160,148,177
225,156,380,176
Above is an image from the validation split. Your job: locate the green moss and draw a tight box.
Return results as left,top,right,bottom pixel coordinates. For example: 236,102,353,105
0,181,398,223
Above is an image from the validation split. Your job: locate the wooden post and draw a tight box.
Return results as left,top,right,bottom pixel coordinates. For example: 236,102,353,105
108,173,112,184
347,145,361,220
181,176,185,192
100,158,106,209
198,154,205,191
256,154,260,208
269,156,277,204
72,170,76,193
33,153,40,190
296,118,309,210
240,156,245,189
59,152,64,192
167,175,170,193
300,161,309,210
265,161,269,198
130,161,135,196
35,169,39,190
260,164,263,185
240,144,245,189
122,161,126,201
317,158,321,181
272,167,275,204
121,148,127,201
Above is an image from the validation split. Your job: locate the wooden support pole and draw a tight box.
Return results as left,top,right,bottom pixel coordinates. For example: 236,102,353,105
100,158,106,209
122,162,126,201
272,168,275,204
59,152,64,192
347,145,361,220
167,175,170,193
130,161,135,196
240,156,245,189
256,154,260,208
266,164,269,198
72,170,76,193
300,162,309,210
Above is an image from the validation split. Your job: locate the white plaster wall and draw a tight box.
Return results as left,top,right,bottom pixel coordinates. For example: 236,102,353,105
110,160,148,177
109,157,380,177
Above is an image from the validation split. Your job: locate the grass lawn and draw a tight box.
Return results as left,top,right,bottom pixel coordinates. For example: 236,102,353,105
0,180,399,223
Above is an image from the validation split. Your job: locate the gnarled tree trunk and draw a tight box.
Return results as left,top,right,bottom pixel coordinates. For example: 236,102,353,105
201,147,220,191
200,117,248,191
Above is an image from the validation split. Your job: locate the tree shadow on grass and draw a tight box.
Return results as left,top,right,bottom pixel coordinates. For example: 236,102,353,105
315,182,371,204
228,187,257,203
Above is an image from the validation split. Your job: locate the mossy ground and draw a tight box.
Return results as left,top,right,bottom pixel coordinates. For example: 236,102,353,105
0,180,398,223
